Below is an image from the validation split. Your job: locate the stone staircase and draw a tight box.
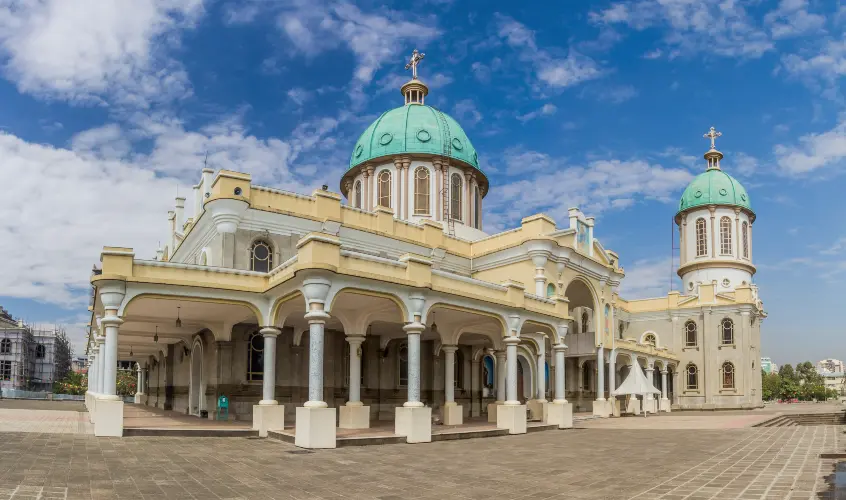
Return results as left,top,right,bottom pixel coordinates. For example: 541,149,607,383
754,412,846,427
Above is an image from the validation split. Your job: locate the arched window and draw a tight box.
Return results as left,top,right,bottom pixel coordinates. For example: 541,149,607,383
686,364,699,390
742,221,749,259
582,362,591,390
354,180,362,209
397,343,408,387
474,186,481,229
247,331,264,381
377,170,391,208
454,350,463,389
250,240,273,273
618,322,624,339
643,333,657,347
685,320,697,347
582,311,590,333
721,318,734,345
720,216,732,255
414,167,430,215
0,339,10,354
722,362,735,389
200,252,207,266
695,218,708,257
36,344,45,359
450,173,462,221
546,283,556,298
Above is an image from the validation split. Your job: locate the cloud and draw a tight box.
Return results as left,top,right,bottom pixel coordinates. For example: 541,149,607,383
451,99,482,127
0,0,204,107
516,103,557,122
494,14,602,89
732,152,759,177
780,38,846,88
287,87,313,107
764,0,826,39
619,258,674,299
596,85,638,103
774,119,846,175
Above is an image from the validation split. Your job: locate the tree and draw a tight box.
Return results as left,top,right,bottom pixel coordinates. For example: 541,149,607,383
115,370,136,396
53,371,86,395
762,370,782,401
796,361,822,387
53,327,73,382
779,363,796,382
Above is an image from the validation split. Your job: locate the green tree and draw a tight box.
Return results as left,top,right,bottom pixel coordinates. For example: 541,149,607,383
53,327,73,382
762,370,782,401
115,370,136,396
796,361,822,386
779,363,796,382
53,371,86,395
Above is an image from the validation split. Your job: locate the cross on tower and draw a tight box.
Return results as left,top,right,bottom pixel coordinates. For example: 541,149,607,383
703,126,722,150
405,49,425,79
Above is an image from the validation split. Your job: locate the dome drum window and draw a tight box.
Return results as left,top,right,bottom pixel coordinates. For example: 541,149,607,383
414,167,430,215
377,170,392,209
450,173,462,221
695,218,708,257
719,216,733,255
250,240,273,273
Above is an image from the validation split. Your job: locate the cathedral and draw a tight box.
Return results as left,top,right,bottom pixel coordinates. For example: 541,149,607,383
84,54,765,446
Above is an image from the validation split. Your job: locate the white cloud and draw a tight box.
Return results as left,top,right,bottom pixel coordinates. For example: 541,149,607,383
774,119,846,175
451,99,482,127
0,0,204,107
619,258,674,299
780,38,846,83
287,87,313,106
516,103,557,122
494,14,602,89
764,0,825,39
599,85,638,103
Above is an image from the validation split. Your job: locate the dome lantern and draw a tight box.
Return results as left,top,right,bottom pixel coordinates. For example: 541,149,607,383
402,49,428,105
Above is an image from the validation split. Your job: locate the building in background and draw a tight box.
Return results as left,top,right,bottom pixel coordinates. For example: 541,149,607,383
821,372,846,398
72,357,88,373
817,359,845,374
761,357,779,374
0,307,61,392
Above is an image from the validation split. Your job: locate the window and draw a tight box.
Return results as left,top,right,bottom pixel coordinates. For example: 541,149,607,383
450,173,462,221
354,180,362,209
36,344,45,359
0,339,10,354
582,362,591,390
414,167,430,215
722,362,735,389
618,322,624,339
250,240,273,273
686,364,699,390
721,318,734,345
454,350,463,389
643,333,656,347
720,216,732,255
0,360,10,381
742,221,749,259
685,320,697,347
247,332,264,382
695,218,708,257
377,170,391,208
474,186,481,229
398,343,408,387
581,311,590,333
546,283,556,298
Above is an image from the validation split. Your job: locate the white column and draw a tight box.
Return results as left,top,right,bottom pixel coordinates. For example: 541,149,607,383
471,359,480,415
646,365,655,401
608,351,616,397
536,352,546,401
495,350,506,402
505,337,520,405
259,327,280,405
596,346,605,401
136,366,142,394
97,337,106,394
443,345,457,404
346,335,365,405
553,344,567,403
304,311,330,407
89,350,98,394
140,366,146,394
403,322,424,407
101,318,121,399
661,370,668,400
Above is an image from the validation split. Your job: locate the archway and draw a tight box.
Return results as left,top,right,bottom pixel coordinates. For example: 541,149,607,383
517,353,533,402
189,339,205,416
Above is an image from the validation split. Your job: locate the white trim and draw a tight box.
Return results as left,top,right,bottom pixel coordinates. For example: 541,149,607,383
135,259,266,276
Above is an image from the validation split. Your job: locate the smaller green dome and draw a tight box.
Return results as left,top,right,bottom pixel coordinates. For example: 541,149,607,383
678,169,753,214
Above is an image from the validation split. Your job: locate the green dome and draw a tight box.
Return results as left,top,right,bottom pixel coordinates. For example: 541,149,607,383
678,168,753,214
348,105,483,174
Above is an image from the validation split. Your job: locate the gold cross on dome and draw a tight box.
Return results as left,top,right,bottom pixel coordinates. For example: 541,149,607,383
703,126,722,149
405,49,425,79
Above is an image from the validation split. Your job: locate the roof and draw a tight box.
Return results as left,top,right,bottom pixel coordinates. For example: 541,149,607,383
678,168,752,215
348,104,483,175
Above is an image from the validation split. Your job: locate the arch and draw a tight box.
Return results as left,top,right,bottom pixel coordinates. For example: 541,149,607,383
581,311,590,334
269,291,306,328
563,277,598,312
720,318,734,345
250,239,273,272
426,302,508,345
377,169,391,208
695,218,708,257
450,172,462,221
119,293,264,326
684,320,697,347
546,282,556,298
0,338,9,354
720,216,733,255
189,337,205,415
721,361,735,389
640,331,658,347
482,354,494,388
354,180,362,209
414,166,430,215
328,288,409,328
516,347,535,402
521,320,559,345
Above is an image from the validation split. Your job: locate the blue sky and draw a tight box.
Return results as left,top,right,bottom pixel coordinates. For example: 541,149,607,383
0,0,844,366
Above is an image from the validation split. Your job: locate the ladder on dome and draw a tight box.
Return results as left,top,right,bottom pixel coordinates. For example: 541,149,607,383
434,108,455,238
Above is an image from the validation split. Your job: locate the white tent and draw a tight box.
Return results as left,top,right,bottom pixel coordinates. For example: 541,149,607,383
612,363,661,397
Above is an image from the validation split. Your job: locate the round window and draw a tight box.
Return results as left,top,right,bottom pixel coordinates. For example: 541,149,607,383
722,278,731,288
250,334,263,351
234,187,242,196
379,132,393,146
694,190,703,198
253,244,269,260
416,129,431,142
452,138,463,150
354,144,363,157
719,188,728,196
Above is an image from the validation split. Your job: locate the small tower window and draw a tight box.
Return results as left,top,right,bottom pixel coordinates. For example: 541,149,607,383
684,320,697,347
414,167,430,215
643,333,657,347
0,339,10,354
546,283,556,298
722,362,735,389
686,364,699,390
720,318,734,345
250,240,273,273
377,170,391,209
450,173,462,221
354,180,362,209
695,218,708,257
720,216,732,255
742,221,749,259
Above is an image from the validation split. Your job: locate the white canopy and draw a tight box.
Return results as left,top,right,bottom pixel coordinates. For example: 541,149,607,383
611,363,661,396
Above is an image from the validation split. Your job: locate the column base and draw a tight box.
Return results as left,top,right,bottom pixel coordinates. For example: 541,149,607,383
496,404,527,434
592,399,612,418
660,398,671,412
626,397,641,415
253,404,285,437
441,403,463,426
395,406,432,443
134,393,144,404
295,407,336,449
611,397,621,417
339,404,370,429
544,402,573,429
94,399,123,437
527,399,547,421
487,402,502,423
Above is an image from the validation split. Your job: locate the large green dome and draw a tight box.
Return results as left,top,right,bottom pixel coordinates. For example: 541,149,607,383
348,104,483,175
678,168,753,214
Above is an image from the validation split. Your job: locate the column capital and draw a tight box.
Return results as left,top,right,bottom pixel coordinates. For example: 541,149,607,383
345,335,366,346
441,344,458,354
403,322,425,334
503,336,520,346
493,350,506,361
304,310,330,323
100,315,123,327
260,326,281,338
661,369,668,375
552,343,568,353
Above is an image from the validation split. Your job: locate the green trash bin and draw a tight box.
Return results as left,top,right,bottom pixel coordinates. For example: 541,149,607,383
217,395,229,421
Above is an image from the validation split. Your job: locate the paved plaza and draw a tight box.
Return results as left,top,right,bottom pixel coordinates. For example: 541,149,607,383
0,401,844,500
